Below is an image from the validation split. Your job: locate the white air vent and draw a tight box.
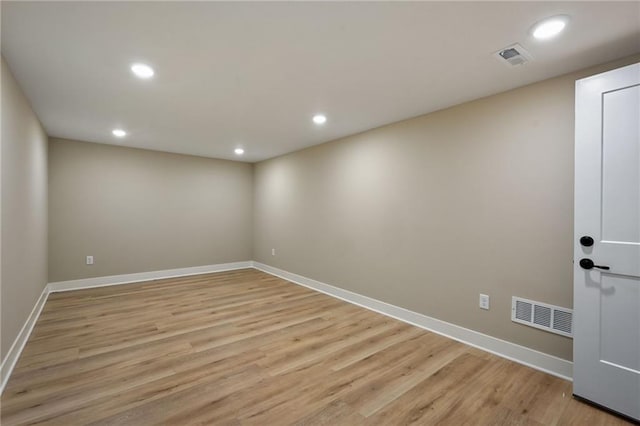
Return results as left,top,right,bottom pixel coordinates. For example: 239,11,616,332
494,43,533,67
512,297,572,337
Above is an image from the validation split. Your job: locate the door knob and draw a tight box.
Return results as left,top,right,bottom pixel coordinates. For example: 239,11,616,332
579,258,610,270
579,236,594,247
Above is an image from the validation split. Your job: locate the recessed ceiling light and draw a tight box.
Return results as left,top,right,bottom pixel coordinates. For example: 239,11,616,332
131,63,155,79
532,15,569,40
112,129,127,138
312,114,327,125
234,148,245,155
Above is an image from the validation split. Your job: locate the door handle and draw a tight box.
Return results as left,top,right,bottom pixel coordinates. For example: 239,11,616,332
579,258,610,270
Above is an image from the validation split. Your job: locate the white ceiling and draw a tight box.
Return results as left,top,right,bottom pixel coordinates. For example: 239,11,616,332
2,2,639,162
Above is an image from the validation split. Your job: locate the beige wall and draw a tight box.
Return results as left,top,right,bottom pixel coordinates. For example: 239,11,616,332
48,139,253,282
254,54,640,361
1,57,49,361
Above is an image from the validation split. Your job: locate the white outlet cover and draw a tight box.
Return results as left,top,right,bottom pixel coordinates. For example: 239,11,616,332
86,255,94,265
479,294,490,310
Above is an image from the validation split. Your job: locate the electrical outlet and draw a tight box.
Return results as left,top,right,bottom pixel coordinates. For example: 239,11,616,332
479,294,490,310
86,255,94,265
271,248,276,256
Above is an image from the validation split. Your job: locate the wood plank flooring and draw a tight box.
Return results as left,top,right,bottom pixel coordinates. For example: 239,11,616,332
0,269,631,425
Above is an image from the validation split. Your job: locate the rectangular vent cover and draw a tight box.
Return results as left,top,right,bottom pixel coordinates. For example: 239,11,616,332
512,297,573,338
493,43,533,67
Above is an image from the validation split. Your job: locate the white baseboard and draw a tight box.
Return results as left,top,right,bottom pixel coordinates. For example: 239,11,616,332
1,260,572,398
48,261,253,292
252,261,573,381
0,285,50,394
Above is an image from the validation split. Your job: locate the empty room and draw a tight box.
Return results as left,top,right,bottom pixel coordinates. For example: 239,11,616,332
1,1,639,424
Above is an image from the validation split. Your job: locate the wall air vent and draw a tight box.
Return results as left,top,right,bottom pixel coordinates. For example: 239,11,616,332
494,43,533,67
511,296,573,337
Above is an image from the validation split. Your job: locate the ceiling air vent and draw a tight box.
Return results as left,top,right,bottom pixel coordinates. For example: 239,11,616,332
511,296,573,337
494,43,533,67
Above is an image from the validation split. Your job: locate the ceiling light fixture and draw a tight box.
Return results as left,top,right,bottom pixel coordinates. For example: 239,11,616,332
532,15,569,40
312,114,327,125
234,148,245,155
112,129,127,138
131,63,155,79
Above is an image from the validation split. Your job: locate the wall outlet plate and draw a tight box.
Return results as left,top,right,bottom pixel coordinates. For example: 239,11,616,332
479,294,490,310
86,255,94,265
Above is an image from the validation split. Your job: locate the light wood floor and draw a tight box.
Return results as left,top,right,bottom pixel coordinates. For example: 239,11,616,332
1,269,631,425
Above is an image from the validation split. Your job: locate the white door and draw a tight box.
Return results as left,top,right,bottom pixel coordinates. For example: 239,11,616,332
574,62,640,422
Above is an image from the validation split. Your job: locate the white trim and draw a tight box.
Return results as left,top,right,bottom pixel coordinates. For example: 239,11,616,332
48,261,253,292
1,284,50,394
252,261,573,381
1,260,572,397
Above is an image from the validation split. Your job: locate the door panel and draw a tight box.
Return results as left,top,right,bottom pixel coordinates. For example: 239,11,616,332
599,274,639,373
574,62,640,422
601,85,640,244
